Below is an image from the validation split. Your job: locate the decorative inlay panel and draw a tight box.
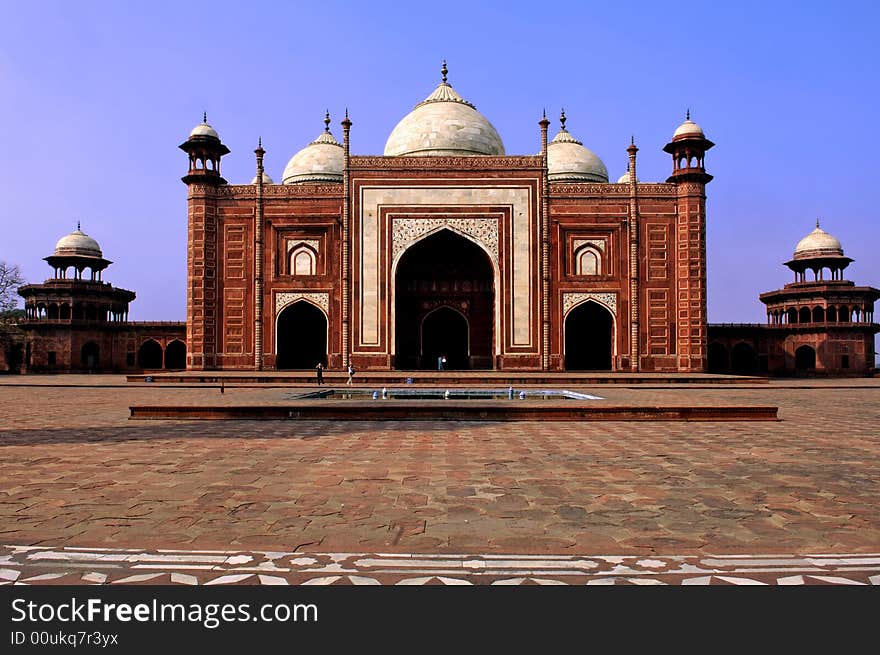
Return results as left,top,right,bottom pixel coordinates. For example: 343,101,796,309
287,239,321,253
391,217,499,266
275,292,329,315
563,292,617,316
573,239,605,253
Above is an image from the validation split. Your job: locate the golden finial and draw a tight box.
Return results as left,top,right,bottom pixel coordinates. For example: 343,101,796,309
560,108,567,131
441,60,448,84
324,110,331,133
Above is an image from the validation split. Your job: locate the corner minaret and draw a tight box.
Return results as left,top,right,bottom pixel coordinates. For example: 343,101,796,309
180,114,229,370
664,111,714,372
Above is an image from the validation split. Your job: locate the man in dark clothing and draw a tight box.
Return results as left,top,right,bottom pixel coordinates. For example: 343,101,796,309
315,362,324,385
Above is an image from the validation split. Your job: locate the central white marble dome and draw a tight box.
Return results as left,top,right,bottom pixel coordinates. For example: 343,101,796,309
384,64,505,157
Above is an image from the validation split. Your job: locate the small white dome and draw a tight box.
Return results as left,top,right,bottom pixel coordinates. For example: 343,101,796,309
672,112,705,140
54,226,102,258
189,114,219,139
547,123,608,183
794,224,844,259
282,129,343,185
616,169,639,184
384,65,504,157
251,171,275,184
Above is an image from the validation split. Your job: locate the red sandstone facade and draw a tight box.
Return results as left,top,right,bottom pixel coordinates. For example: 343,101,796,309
180,90,714,373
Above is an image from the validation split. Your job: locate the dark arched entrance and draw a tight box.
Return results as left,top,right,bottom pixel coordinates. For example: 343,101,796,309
395,229,494,370
731,342,757,375
164,340,186,369
421,307,469,370
707,342,729,373
795,345,816,372
138,339,163,369
81,342,99,369
564,301,614,371
276,301,327,370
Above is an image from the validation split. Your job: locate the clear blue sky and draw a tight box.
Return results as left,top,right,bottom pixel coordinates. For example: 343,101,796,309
1,0,877,326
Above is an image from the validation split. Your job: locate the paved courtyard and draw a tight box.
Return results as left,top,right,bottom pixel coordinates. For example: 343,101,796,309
1,376,878,584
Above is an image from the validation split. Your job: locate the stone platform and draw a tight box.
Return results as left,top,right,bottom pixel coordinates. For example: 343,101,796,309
1,376,878,585
126,371,769,386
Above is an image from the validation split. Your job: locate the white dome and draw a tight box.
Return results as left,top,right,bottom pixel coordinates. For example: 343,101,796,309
794,224,844,259
616,169,639,184
547,127,608,183
189,115,219,139
251,171,275,184
672,112,705,140
282,130,344,185
384,71,504,157
54,226,102,258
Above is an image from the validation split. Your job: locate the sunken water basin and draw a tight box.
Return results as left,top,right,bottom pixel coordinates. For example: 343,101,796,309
129,387,778,422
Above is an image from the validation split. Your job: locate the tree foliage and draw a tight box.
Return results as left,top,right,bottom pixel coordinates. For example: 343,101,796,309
0,262,25,313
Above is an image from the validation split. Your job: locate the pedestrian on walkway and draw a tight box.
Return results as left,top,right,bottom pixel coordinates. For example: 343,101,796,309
346,362,355,385
315,362,324,385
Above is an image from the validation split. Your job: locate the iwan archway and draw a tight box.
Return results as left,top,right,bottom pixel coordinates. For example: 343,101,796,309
276,300,327,370
394,229,494,370
564,300,615,371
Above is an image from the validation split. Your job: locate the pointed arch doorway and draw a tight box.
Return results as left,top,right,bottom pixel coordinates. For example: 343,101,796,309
564,301,614,371
394,229,494,370
276,301,327,370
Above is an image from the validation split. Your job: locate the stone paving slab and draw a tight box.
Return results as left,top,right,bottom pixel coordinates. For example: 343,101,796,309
0,380,878,564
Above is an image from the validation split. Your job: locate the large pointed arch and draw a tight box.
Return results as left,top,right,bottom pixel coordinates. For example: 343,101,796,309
393,228,495,370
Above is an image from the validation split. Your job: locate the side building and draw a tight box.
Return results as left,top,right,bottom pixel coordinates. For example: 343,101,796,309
708,223,878,375
6,226,186,373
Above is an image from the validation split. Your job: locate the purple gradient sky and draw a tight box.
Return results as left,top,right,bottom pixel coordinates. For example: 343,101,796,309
1,1,877,326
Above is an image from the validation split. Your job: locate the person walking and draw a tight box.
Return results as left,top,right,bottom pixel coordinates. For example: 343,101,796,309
315,362,324,386
346,362,355,385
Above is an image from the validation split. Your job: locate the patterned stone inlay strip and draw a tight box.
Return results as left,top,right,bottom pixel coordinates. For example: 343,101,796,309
391,217,499,266
275,291,330,314
2,546,878,586
563,292,617,316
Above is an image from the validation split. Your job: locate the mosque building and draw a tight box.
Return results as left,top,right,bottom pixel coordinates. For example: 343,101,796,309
179,64,715,373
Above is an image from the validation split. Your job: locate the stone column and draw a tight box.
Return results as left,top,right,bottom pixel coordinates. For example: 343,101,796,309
254,139,265,371
627,140,640,372
341,111,352,369
539,112,551,371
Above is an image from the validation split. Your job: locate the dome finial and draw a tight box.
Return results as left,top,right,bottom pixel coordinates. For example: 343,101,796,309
686,108,690,121
441,59,448,84
77,220,81,231
324,109,331,133
816,218,821,229
258,136,262,148
203,111,207,124
631,134,635,145
560,108,567,132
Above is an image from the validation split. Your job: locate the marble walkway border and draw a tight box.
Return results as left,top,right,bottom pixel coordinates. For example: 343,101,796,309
2,545,878,586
